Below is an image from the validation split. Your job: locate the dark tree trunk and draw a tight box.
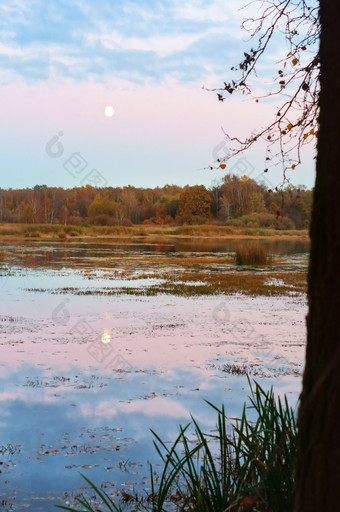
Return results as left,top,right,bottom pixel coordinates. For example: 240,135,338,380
294,0,340,509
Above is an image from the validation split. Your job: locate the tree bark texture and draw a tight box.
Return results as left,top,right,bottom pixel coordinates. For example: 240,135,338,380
294,0,340,509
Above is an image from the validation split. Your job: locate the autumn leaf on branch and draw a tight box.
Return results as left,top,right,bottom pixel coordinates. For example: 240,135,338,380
204,0,320,184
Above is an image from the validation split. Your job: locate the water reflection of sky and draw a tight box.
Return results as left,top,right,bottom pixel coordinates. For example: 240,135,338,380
0,240,307,510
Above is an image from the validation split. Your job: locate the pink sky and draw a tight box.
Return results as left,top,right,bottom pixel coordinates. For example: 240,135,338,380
0,79,315,190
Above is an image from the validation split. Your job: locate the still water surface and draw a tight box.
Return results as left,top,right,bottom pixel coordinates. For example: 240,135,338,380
0,238,308,511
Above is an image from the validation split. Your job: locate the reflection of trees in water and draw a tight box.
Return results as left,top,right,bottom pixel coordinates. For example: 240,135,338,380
256,239,310,255
2,238,310,273
155,241,175,253
169,238,309,256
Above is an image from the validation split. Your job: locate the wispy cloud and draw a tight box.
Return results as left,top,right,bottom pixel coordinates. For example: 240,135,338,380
0,0,245,85
79,397,189,420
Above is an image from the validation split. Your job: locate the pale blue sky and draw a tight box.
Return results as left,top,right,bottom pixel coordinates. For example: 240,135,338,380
0,0,316,190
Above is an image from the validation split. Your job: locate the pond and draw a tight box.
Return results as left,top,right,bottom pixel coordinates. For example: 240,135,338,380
0,237,309,511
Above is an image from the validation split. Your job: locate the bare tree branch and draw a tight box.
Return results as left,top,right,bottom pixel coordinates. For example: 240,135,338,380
205,0,319,186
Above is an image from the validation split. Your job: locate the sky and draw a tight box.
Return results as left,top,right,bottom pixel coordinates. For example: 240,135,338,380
0,0,316,191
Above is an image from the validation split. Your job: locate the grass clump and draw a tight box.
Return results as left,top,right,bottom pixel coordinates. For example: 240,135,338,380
28,270,307,297
64,226,83,235
148,379,296,512
56,379,297,512
24,230,41,237
173,225,235,236
57,231,68,240
222,363,248,375
235,242,269,266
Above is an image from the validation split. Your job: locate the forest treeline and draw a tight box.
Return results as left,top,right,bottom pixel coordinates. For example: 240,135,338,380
0,174,312,229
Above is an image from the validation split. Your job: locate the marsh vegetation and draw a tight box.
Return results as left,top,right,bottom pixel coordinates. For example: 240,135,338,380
0,235,307,511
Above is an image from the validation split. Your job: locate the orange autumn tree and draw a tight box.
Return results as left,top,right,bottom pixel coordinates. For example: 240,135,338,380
176,185,212,224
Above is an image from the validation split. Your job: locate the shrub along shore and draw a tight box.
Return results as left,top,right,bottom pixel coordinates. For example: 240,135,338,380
0,222,309,239
0,178,312,229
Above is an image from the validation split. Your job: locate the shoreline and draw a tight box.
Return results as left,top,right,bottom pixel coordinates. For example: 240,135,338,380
0,222,309,241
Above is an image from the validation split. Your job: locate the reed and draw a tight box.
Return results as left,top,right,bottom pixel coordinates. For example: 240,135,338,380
56,379,297,512
149,378,296,512
235,242,269,265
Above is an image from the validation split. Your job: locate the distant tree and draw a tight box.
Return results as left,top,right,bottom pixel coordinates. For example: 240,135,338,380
88,197,119,225
121,187,140,224
248,191,266,213
0,181,312,228
16,202,35,223
279,185,313,229
159,195,179,218
176,185,212,224
218,174,267,219
58,205,68,225
42,197,55,224
113,203,127,226
27,195,41,224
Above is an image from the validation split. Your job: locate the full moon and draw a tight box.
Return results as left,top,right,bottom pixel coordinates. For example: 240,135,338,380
104,105,115,117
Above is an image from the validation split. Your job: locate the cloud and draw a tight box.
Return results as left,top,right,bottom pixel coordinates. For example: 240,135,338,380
79,397,189,420
98,31,206,58
173,0,232,23
0,0,244,85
